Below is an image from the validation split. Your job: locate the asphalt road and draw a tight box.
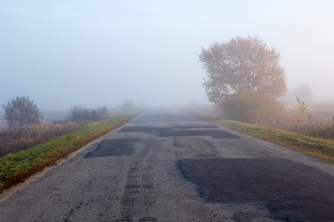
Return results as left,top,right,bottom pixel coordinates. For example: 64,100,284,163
1,107,334,222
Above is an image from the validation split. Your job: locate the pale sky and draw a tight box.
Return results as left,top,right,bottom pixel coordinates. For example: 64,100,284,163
1,1,334,109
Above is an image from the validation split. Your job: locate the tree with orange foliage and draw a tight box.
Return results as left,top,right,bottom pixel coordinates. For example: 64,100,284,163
199,36,287,105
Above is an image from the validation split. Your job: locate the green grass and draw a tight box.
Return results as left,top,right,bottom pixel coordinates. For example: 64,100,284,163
0,111,140,193
186,110,334,165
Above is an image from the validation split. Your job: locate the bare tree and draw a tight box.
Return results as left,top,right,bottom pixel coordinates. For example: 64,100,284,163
2,96,43,128
199,36,287,105
293,84,313,103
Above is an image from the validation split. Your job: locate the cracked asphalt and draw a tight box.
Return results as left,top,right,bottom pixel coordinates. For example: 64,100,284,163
1,107,334,221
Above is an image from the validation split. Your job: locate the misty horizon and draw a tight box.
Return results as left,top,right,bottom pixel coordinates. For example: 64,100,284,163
1,1,334,109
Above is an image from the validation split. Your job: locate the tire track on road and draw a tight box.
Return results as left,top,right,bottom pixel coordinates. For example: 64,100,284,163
117,139,160,222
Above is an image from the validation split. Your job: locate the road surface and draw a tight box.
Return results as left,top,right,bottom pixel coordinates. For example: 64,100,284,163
1,107,334,221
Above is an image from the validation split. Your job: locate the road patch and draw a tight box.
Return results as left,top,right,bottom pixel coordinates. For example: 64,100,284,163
178,158,334,221
119,125,218,133
119,126,171,132
158,129,239,138
120,126,238,138
85,139,137,158
173,125,218,129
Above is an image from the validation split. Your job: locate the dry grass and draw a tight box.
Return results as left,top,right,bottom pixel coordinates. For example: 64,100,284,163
0,107,131,158
271,102,334,139
0,121,90,158
0,111,140,192
189,101,334,140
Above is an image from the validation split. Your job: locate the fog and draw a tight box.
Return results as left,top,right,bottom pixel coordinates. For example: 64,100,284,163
1,1,334,109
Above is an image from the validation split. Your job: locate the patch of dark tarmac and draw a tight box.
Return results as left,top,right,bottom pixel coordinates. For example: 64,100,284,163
119,126,171,132
139,217,158,222
158,129,239,138
120,126,239,138
119,125,239,138
129,114,196,124
119,125,218,133
178,158,334,221
85,139,137,158
175,125,218,129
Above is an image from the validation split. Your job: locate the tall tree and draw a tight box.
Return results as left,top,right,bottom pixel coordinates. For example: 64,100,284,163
199,36,287,104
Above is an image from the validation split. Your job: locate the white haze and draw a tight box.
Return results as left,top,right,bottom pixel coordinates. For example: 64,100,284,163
1,1,334,109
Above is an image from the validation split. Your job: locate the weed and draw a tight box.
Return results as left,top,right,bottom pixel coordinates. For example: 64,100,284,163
295,97,308,122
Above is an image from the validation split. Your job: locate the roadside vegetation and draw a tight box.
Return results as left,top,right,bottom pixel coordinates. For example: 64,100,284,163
273,101,334,140
199,36,288,126
0,121,88,157
196,35,334,164
185,102,334,164
0,105,122,158
0,96,141,192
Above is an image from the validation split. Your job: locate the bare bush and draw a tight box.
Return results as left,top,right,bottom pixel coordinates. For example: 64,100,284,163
65,106,109,122
92,106,109,120
2,96,43,129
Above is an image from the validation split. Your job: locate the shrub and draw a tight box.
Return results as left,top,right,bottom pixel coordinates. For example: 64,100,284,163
221,90,284,124
122,100,135,110
65,106,109,122
92,106,109,120
2,96,43,129
65,106,91,122
52,119,65,124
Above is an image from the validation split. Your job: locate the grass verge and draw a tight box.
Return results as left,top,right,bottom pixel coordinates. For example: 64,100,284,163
186,110,334,165
0,111,140,193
